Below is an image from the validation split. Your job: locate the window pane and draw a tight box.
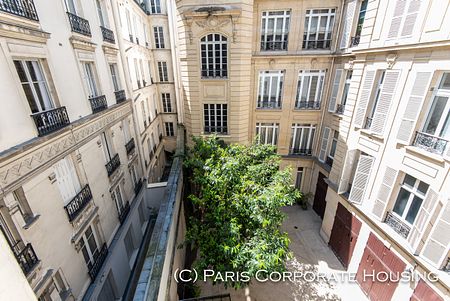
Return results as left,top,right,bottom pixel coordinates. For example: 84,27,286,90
403,174,416,188
417,182,429,195
439,73,450,89
424,96,447,136
393,188,410,216
405,196,423,224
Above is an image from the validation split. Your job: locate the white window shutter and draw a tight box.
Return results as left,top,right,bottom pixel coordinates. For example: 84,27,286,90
319,127,331,162
421,199,450,268
388,0,407,39
397,72,432,143
340,0,357,49
54,157,81,204
371,70,401,135
348,155,374,205
328,69,343,112
372,167,398,220
401,0,421,36
354,70,375,128
408,189,438,251
338,149,357,194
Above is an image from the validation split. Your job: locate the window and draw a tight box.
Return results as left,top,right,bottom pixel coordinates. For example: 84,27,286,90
109,63,120,91
364,70,386,129
82,62,100,98
162,93,172,113
165,122,174,136
150,0,161,14
101,131,114,161
295,167,304,189
130,164,138,186
126,9,133,40
96,0,107,27
392,175,429,225
111,185,125,214
326,130,339,166
79,225,100,271
348,153,374,204
157,61,168,82
153,26,165,48
204,104,228,134
64,0,77,14
295,70,325,109
256,123,279,145
354,0,368,39
134,59,141,88
200,34,228,78
303,8,335,50
260,10,290,51
140,60,146,86
14,60,53,113
339,70,353,111
124,227,135,260
53,156,81,204
290,124,316,155
257,70,284,109
138,202,146,225
37,270,69,301
387,0,422,39
141,102,147,128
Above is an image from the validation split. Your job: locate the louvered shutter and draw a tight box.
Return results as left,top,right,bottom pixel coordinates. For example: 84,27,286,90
348,155,374,205
328,69,343,112
338,149,357,194
421,200,450,268
397,72,432,143
372,167,398,220
319,127,331,162
371,70,401,135
388,0,407,39
354,70,376,128
401,0,421,36
340,0,357,49
408,189,438,251
54,157,81,204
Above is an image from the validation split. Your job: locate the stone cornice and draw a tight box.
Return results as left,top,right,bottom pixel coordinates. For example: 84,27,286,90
0,19,50,43
70,35,96,52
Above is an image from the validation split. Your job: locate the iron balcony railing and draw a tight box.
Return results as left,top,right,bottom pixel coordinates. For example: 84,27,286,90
363,116,373,130
100,26,115,43
385,212,410,239
260,40,288,51
114,89,126,103
180,293,231,301
290,148,312,156
302,34,332,50
88,243,108,280
64,184,93,222
105,154,120,177
204,126,228,135
89,95,107,114
201,69,227,79
335,104,345,114
295,101,321,110
15,243,39,275
118,201,130,224
67,12,91,37
134,179,143,195
413,131,449,155
31,107,70,136
0,0,39,21
125,138,135,155
350,35,360,47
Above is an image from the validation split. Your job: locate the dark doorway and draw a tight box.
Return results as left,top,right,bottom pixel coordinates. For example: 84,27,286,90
313,172,328,219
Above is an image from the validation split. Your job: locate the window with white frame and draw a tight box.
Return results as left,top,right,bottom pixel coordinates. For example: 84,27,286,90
125,9,133,40
295,167,304,189
257,70,284,109
153,26,165,48
338,70,352,112
101,131,114,162
256,123,279,145
53,156,81,205
260,10,290,51
327,130,339,166
13,60,54,113
295,70,325,109
64,0,77,14
161,93,172,113
204,104,228,134
303,8,336,50
165,122,174,136
200,34,228,78
290,124,316,155
109,63,120,91
79,225,100,271
111,185,125,214
95,0,108,27
353,0,368,42
157,61,169,82
364,70,386,129
82,62,100,98
150,0,161,14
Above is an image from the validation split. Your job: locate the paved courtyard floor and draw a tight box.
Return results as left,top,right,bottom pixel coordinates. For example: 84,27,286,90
197,205,368,301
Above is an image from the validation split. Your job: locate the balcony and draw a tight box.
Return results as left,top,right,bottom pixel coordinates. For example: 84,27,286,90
89,95,107,114
290,148,312,156
204,126,228,135
114,89,126,103
118,201,130,224
125,138,135,155
335,104,345,114
350,35,360,47
385,212,410,239
260,40,288,51
31,107,70,136
64,184,93,222
413,131,448,155
302,35,332,50
88,243,108,280
105,154,120,177
67,12,91,37
295,101,320,110
100,26,115,43
134,179,143,195
201,69,228,79
15,243,39,275
0,0,39,21
363,116,373,130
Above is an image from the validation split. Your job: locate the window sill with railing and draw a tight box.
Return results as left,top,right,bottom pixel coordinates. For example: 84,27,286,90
0,0,39,21
100,26,115,44
294,101,321,110
105,154,121,177
66,12,91,37
89,95,107,114
31,107,70,137
64,184,93,222
200,69,228,80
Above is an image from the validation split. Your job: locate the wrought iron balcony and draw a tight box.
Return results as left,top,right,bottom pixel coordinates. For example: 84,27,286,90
88,243,108,280
204,126,228,135
350,35,360,47
64,184,93,222
290,148,313,156
31,107,70,136
0,0,39,21
134,179,143,195
114,89,126,103
413,131,448,155
260,40,288,51
385,212,410,239
15,243,39,275
105,154,120,177
335,104,345,114
118,201,130,224
67,12,91,37
363,116,373,130
201,69,227,79
295,101,321,110
89,95,107,114
100,26,115,43
302,35,332,50
125,138,135,155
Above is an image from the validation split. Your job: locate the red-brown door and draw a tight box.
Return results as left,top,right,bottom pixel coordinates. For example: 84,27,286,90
329,203,362,268
410,279,443,301
313,172,328,219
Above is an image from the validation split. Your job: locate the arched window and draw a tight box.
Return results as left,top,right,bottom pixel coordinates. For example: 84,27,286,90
200,34,227,78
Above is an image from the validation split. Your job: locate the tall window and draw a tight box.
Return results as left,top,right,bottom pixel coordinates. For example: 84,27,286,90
165,122,174,136
79,225,100,271
387,0,422,39
260,10,290,51
134,59,141,88
101,131,114,161
111,185,125,214
13,60,53,113
53,157,81,204
354,0,368,39
162,93,172,112
327,130,339,166
340,70,353,108
256,123,279,145
150,0,161,14
96,0,107,27
290,124,316,155
257,70,284,109
295,70,325,109
157,61,168,82
392,175,429,225
295,167,304,189
64,0,77,14
200,34,228,78
82,62,99,98
364,70,386,129
153,26,165,48
204,104,228,134
109,63,120,91
303,8,335,50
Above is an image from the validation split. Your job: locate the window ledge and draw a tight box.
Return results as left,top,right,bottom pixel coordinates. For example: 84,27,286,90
255,107,283,111
359,128,385,142
404,145,446,164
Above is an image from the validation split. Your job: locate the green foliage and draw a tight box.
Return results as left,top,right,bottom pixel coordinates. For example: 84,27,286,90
184,136,301,288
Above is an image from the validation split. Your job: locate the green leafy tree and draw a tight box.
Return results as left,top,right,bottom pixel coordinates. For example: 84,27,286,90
184,136,301,288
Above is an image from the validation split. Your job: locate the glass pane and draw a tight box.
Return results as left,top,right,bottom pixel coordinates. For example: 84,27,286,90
393,188,410,216
403,174,416,188
81,245,91,265
301,76,310,102
301,128,310,150
424,96,447,135
417,181,429,195
405,196,423,224
87,233,98,255
309,76,318,102
439,73,450,90
27,61,38,82
22,84,39,113
14,61,28,82
439,111,450,139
